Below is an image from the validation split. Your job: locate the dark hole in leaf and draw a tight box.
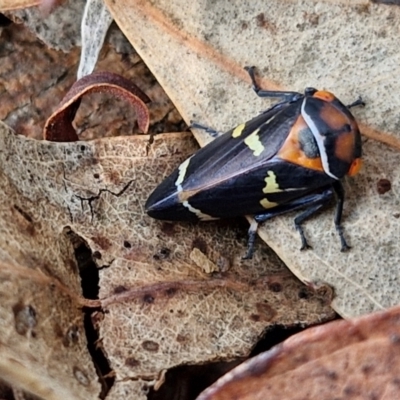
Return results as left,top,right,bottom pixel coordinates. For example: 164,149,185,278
0,14,12,27
148,324,315,400
377,178,391,195
66,229,115,399
147,360,243,400
143,294,155,304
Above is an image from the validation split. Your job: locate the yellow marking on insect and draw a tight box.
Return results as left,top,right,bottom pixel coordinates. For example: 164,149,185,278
259,171,282,208
262,171,283,194
178,188,201,202
175,158,190,191
182,201,218,221
244,128,264,156
259,198,279,209
232,123,245,138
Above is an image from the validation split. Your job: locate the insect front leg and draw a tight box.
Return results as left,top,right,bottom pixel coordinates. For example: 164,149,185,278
332,181,351,252
244,66,302,103
243,189,334,259
346,96,365,110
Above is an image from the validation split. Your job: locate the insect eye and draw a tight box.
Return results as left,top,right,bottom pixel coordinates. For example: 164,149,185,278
298,128,319,159
304,87,317,96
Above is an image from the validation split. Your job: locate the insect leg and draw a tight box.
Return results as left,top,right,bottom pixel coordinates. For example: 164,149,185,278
294,204,326,250
190,121,223,138
244,66,302,103
243,189,334,259
243,220,259,260
346,96,365,109
332,181,351,252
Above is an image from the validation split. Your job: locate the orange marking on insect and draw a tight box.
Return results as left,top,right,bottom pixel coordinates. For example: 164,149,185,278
277,115,324,172
319,103,350,132
348,158,362,176
334,129,357,164
313,90,336,103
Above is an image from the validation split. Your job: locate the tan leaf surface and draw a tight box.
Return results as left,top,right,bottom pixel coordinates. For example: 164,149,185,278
106,0,400,317
0,0,39,11
78,0,113,78
0,119,334,389
4,0,84,51
0,125,100,396
106,380,148,400
197,304,400,400
0,262,99,400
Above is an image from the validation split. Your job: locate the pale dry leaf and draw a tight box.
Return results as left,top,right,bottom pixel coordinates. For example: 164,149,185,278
0,158,100,400
2,0,145,58
0,119,335,390
97,132,334,379
106,379,149,400
0,265,99,400
0,119,99,399
4,0,85,51
196,304,400,400
106,0,400,317
78,0,113,79
0,0,39,11
190,247,219,274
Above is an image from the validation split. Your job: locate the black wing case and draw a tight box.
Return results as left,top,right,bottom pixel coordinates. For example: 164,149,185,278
146,98,335,220
183,100,302,187
186,161,334,218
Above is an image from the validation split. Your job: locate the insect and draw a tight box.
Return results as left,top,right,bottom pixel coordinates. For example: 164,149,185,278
145,67,363,258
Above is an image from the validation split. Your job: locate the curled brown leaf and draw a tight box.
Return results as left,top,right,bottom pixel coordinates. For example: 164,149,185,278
43,71,150,142
197,304,400,400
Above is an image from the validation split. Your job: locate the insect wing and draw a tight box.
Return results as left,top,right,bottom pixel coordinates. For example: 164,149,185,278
183,100,302,187
183,159,334,218
146,99,326,221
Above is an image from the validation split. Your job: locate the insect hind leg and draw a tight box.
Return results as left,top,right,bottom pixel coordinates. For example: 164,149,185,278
243,220,259,260
190,121,223,138
243,189,334,259
294,204,326,250
332,181,351,252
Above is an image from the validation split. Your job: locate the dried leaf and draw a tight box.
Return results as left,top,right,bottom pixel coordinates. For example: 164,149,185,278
106,380,149,400
196,304,400,400
0,0,40,11
78,0,113,79
43,71,150,141
0,23,180,140
0,120,335,389
0,197,99,398
106,0,400,317
4,0,84,51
